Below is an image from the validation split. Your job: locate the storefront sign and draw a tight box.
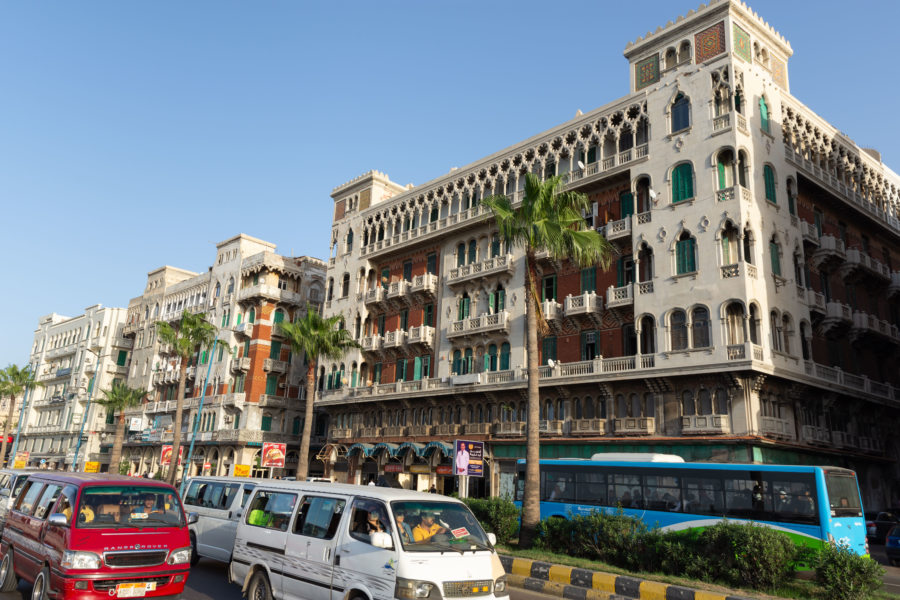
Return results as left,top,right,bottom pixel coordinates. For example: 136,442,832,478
383,463,403,473
84,461,101,473
435,465,453,476
160,445,183,466
233,464,251,477
261,442,286,468
13,451,29,469
454,440,484,477
409,464,431,474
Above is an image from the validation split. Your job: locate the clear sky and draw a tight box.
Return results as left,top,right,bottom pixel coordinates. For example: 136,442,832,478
1,0,897,367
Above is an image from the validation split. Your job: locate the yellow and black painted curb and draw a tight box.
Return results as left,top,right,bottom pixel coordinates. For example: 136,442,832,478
499,555,754,600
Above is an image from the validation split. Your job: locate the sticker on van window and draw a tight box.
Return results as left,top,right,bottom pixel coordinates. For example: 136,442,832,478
131,513,148,519
451,527,469,538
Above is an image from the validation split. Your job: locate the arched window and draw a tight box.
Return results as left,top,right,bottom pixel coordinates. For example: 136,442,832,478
273,309,285,324
770,235,782,277
691,306,710,348
782,315,793,355
671,163,694,203
341,273,350,298
800,322,811,360
452,350,462,375
500,342,511,370
734,88,744,114
346,229,353,252
770,310,782,352
227,278,234,294
726,303,745,345
715,388,729,414
638,243,653,282
749,304,761,345
682,390,695,416
671,94,690,133
716,149,734,190
249,308,256,323
675,232,696,274
759,96,769,133
698,389,712,415
665,48,677,70
763,165,776,203
573,398,582,420
463,348,473,375
721,222,739,265
490,286,505,314
491,234,501,258
214,283,220,298
644,393,656,418
670,310,688,350
467,240,477,264
457,243,465,268
583,396,594,419
743,227,755,264
640,315,656,354
678,41,691,64
615,394,626,418
487,344,498,372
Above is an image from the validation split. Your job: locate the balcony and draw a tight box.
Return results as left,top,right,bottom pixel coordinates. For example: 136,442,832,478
564,292,603,322
681,414,730,435
496,421,524,436
613,417,654,435
715,184,752,203
434,424,460,436
258,395,289,408
408,425,432,436
233,322,253,337
606,283,633,309
263,359,288,373
560,143,648,190
811,235,845,270
383,426,407,437
386,280,411,308
800,221,820,246
800,425,831,446
407,325,435,349
360,335,383,353
542,300,562,333
330,428,355,440
446,254,514,287
760,417,793,439
806,289,826,315
859,436,884,454
409,273,438,299
382,330,408,350
850,311,900,345
447,311,509,339
570,419,607,436
600,216,631,243
463,423,491,435
719,262,758,280
360,427,382,438
538,420,564,436
222,393,246,408
238,284,304,306
231,357,251,372
831,431,857,449
838,248,891,283
820,301,852,336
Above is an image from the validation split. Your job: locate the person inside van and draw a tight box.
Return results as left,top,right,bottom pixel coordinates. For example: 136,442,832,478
131,493,162,517
362,511,384,534
413,510,447,542
395,511,415,544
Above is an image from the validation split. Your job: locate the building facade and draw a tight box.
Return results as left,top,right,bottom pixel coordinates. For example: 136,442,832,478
317,0,900,508
119,234,327,478
22,305,130,470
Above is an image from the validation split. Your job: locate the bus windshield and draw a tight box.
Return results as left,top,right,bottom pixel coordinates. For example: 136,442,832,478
824,472,862,517
77,486,184,528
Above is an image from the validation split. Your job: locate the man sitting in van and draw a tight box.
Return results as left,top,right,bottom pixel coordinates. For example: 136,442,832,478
413,510,447,542
396,510,415,544
131,493,162,518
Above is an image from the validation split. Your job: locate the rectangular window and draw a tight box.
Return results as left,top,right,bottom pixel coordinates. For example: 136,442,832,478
676,239,696,274
246,490,297,531
265,375,278,396
397,359,407,382
542,275,557,302
400,310,409,332
402,261,412,282
269,341,282,360
616,257,635,287
581,268,596,294
116,351,128,367
580,331,599,361
217,346,224,362
380,268,390,290
542,337,557,365
377,315,385,335
294,496,346,539
770,242,782,277
620,192,634,218
261,415,272,431
373,363,382,384
426,253,437,275
421,355,431,379
423,304,434,327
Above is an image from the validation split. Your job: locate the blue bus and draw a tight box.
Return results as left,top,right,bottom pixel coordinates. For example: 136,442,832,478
514,453,867,556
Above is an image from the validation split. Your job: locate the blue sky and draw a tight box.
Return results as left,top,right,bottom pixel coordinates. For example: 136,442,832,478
1,1,897,367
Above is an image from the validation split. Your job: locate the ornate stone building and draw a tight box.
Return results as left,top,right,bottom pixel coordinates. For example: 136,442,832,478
317,0,900,508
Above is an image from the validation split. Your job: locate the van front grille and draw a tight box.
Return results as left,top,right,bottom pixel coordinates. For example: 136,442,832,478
103,550,168,568
442,580,493,598
93,576,171,591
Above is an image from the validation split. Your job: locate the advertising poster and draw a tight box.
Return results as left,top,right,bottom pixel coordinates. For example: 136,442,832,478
84,461,101,473
160,445,184,466
454,440,484,477
261,442,286,468
12,451,29,469
233,464,251,477
129,417,143,431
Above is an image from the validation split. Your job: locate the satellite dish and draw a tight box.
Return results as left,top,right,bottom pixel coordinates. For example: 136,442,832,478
577,161,586,170
547,359,556,368
648,188,658,200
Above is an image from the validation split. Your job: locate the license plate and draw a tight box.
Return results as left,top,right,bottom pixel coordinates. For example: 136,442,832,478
116,582,157,598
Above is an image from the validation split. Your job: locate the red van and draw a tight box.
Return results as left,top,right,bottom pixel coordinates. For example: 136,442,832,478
0,473,193,599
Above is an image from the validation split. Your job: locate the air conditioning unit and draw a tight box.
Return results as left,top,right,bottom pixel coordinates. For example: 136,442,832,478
278,383,287,388
223,415,233,424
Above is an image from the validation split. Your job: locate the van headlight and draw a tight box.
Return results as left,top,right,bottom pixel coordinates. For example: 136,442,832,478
494,576,508,596
167,547,192,565
396,577,440,599
61,551,101,570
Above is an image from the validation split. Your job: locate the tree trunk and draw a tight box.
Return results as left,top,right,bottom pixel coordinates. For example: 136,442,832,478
519,252,542,548
109,412,127,474
296,361,318,481
168,360,188,485
0,394,14,468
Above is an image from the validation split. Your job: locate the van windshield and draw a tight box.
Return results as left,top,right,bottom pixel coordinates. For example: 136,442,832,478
391,501,492,553
76,486,184,529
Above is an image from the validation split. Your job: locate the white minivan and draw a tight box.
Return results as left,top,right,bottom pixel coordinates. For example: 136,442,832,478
182,475,263,564
229,481,508,600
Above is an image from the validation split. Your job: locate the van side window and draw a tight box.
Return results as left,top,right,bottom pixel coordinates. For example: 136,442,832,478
184,481,207,507
221,484,241,509
52,486,78,525
207,484,225,508
240,485,255,508
15,482,44,515
33,484,61,520
12,476,30,499
292,496,345,540
246,491,297,531
348,499,391,544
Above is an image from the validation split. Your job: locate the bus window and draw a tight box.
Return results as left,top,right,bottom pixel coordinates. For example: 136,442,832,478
723,474,766,517
643,475,681,511
764,473,818,523
682,476,724,515
608,472,642,509
514,472,524,502
575,471,606,506
825,471,862,517
541,472,575,503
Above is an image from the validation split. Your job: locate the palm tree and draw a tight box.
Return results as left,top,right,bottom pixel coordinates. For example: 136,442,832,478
96,381,147,474
156,310,216,485
0,364,42,467
482,172,612,547
278,307,359,480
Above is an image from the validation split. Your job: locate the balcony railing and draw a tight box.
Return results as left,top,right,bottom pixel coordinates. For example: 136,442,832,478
760,417,793,439
408,425,432,436
800,221,820,246
801,425,831,446
382,330,408,349
233,322,253,336
360,335,383,353
681,414,730,434
447,311,509,339
606,284,633,309
564,292,603,317
600,217,631,242
407,325,435,348
447,254,513,286
410,273,438,297
387,280,411,303
538,420,564,436
463,423,491,435
238,284,304,306
542,300,562,322
383,426,407,437
231,357,251,372
434,424,460,436
613,417,654,435
263,358,288,373
364,287,385,307
496,421,524,436
570,419,607,435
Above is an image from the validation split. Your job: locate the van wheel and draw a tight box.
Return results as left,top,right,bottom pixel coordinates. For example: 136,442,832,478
0,550,16,592
31,567,49,600
190,534,200,567
247,571,273,600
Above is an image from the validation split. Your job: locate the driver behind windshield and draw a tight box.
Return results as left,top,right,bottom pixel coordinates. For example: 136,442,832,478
413,509,447,542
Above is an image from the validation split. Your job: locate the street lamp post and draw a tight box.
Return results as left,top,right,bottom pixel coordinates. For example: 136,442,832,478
71,350,104,472
9,363,35,465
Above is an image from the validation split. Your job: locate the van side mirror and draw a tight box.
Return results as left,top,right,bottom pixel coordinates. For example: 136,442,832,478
486,533,497,546
370,531,393,549
48,513,68,527
187,512,199,525
0,489,10,498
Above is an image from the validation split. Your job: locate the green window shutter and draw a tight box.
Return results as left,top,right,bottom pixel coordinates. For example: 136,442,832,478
717,160,726,190
770,242,781,276
759,97,769,132
201,351,208,364
381,268,390,290
491,236,500,258
673,164,693,203
261,415,272,432
457,299,464,321
221,313,227,327
498,289,505,311
269,341,282,360
452,350,461,374
273,310,284,324
542,337,557,364
581,268,596,293
399,359,407,382
422,355,430,378
457,244,465,267
413,356,422,380
464,349,473,374
620,192,634,218
500,343,510,370
292,418,300,435
764,166,776,203
721,235,730,264
88,376,94,394
243,339,250,356
106,411,115,425
463,297,470,319
616,258,625,287
236,313,242,325
788,194,795,215
253,274,259,285
218,346,224,361
233,413,240,429
587,146,596,163
374,363,382,384
424,304,433,327
483,353,491,371
265,375,277,396
676,240,687,274
249,309,255,323
488,292,495,313
688,238,696,272
116,350,127,367
468,241,477,264
430,207,438,222
401,310,408,331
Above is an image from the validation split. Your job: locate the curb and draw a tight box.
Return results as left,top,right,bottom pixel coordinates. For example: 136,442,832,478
499,555,754,600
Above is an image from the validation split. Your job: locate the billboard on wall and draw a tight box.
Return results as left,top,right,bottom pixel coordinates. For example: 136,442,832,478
160,445,184,466
261,442,286,468
13,451,29,469
454,440,484,477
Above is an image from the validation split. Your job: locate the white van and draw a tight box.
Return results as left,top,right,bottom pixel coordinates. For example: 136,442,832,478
182,475,264,564
0,468,42,532
229,481,508,600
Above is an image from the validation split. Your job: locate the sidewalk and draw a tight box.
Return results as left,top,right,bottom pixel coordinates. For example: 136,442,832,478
499,555,755,600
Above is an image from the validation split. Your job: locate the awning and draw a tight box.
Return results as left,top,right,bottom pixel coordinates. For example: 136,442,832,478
397,442,426,457
373,442,399,457
423,440,453,457
346,443,373,457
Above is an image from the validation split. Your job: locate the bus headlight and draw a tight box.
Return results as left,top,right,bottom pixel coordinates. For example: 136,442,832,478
167,547,192,565
396,577,440,599
494,576,509,596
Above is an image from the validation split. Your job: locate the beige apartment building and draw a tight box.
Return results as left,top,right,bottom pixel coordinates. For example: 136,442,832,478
316,0,900,509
